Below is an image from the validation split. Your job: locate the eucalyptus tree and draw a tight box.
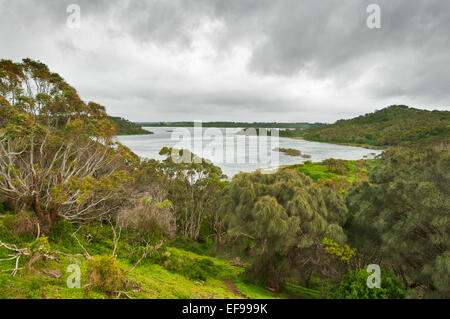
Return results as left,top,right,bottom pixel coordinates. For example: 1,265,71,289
0,59,131,231
158,147,227,241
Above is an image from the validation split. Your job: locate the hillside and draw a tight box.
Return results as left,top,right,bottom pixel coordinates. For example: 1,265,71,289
304,105,450,148
110,116,153,135
0,215,316,299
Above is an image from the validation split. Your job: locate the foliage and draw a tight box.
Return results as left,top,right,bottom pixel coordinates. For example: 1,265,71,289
322,237,356,263
0,59,133,231
86,256,128,294
305,105,450,148
279,128,308,138
284,159,376,194
322,158,350,175
2,211,39,238
346,148,450,298
109,116,153,135
332,267,405,299
29,236,51,255
117,192,176,242
157,147,227,241
222,169,349,291
273,147,302,156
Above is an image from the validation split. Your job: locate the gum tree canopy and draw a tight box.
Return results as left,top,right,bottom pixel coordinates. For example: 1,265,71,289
222,169,349,290
0,59,130,231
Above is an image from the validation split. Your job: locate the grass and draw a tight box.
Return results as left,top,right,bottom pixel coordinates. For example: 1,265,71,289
0,218,306,299
283,159,378,183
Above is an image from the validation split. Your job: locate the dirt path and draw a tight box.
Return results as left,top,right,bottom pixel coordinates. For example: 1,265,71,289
222,279,248,299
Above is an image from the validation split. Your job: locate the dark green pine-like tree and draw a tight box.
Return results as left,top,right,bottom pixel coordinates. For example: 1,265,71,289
346,148,450,298
222,169,349,291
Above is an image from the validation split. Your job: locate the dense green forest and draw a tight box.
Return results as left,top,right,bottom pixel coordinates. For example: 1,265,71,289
0,59,448,299
110,116,153,135
304,105,450,149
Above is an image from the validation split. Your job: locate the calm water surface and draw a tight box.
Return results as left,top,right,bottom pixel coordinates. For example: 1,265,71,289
116,127,382,178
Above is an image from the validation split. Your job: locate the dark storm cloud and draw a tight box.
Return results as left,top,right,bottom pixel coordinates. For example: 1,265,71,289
0,0,448,122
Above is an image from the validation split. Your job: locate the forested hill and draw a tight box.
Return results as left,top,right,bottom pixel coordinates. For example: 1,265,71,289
304,105,450,148
110,116,153,135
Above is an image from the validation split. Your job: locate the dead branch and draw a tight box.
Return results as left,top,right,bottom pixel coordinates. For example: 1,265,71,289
108,219,122,258
0,240,30,276
71,227,91,259
128,240,164,273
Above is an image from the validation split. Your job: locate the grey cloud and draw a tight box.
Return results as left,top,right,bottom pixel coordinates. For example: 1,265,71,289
0,0,448,123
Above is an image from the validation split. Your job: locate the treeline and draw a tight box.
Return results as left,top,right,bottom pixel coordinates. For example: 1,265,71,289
109,116,153,135
304,105,450,148
138,121,324,129
0,60,448,299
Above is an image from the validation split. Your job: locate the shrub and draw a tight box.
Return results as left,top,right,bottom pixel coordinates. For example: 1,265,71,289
332,267,405,299
155,248,222,281
2,211,39,238
26,236,52,271
48,219,74,243
29,236,51,255
117,192,176,242
86,256,127,294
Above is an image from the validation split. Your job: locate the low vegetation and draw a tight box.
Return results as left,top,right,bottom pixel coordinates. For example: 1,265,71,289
283,158,377,194
273,147,302,156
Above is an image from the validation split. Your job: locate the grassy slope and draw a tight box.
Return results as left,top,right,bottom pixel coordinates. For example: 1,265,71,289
0,217,306,299
280,159,378,195
284,159,377,183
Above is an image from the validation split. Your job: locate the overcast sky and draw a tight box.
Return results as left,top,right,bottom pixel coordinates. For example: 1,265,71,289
1,0,449,123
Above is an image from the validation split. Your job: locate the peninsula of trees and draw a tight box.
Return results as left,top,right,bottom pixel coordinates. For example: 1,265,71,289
110,116,153,135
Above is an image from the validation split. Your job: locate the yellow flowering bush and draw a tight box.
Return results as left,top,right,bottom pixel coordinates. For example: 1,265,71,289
322,237,356,262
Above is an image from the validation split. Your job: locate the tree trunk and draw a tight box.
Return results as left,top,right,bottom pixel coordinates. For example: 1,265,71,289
49,205,60,227
7,193,18,214
306,270,313,288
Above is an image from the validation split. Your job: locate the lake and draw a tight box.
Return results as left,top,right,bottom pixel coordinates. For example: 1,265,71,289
116,127,382,178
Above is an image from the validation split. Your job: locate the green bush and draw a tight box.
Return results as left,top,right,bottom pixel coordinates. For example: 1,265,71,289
2,211,38,242
185,258,219,281
155,248,222,281
86,256,127,294
29,236,51,255
48,220,74,243
332,267,405,299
